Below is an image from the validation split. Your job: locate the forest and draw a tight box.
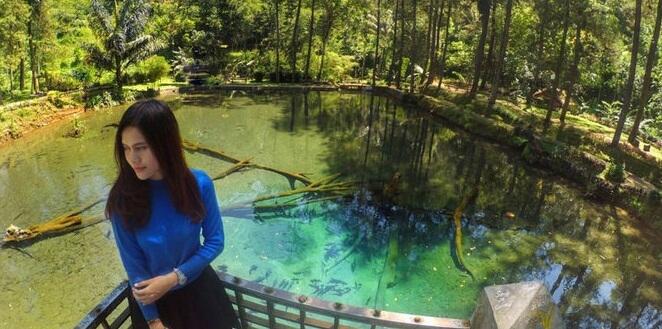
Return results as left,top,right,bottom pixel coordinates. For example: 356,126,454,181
1,0,662,149
1,2,661,327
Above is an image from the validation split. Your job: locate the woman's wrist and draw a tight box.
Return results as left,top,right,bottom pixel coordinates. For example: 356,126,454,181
165,271,179,289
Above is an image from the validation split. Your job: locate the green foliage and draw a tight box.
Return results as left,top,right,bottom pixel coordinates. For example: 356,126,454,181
129,55,171,84
66,115,87,138
446,41,473,75
0,0,29,72
85,91,117,110
7,118,21,139
86,0,159,88
598,100,623,125
170,48,195,82
47,91,66,108
318,51,356,82
43,71,83,91
605,160,626,184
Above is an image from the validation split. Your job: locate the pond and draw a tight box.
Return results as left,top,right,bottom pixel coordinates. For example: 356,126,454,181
0,91,659,328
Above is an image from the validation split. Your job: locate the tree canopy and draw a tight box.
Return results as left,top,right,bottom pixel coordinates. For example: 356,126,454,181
1,0,661,145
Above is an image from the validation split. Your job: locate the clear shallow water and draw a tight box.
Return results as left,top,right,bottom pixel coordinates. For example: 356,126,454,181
0,91,659,328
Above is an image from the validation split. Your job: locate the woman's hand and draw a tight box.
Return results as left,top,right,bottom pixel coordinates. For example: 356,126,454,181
148,319,167,329
132,272,178,305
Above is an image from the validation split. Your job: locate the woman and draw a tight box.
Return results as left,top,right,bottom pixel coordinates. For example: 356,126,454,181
105,99,239,329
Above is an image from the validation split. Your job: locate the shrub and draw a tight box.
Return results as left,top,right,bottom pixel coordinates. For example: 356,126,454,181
46,91,77,108
605,161,626,184
43,71,83,91
8,119,21,139
131,56,171,84
66,115,87,138
85,91,117,110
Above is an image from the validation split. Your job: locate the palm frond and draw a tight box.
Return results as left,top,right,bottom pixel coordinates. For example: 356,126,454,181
119,0,151,42
89,0,113,36
85,44,113,70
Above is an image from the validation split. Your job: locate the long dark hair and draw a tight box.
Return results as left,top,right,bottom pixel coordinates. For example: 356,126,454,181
105,99,205,229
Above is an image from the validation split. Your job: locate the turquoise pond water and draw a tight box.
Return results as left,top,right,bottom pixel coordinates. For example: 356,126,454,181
0,91,659,328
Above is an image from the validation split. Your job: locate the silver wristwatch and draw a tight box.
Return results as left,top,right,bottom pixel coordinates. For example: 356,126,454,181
173,267,187,286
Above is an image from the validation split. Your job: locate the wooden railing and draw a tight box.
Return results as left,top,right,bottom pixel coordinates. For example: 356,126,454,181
75,270,470,329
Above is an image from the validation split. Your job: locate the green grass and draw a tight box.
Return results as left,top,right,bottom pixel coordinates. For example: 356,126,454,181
425,86,662,179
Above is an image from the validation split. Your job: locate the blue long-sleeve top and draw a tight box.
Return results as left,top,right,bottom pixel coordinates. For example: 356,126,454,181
110,168,224,321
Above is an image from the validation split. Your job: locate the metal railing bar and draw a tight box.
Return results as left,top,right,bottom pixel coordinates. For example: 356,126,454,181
76,273,471,329
267,301,276,329
230,295,354,329
299,309,305,329
235,290,250,329
75,281,130,329
244,313,298,329
217,272,470,329
109,306,130,329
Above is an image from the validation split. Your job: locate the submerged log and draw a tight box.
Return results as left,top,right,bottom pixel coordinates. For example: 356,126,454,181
224,174,355,213
451,189,477,280
182,140,313,186
3,199,104,244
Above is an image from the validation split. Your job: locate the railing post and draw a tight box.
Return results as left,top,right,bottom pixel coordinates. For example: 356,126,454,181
299,309,306,329
267,300,276,328
235,290,249,329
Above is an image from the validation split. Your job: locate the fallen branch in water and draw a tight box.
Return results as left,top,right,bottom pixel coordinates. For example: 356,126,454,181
451,190,477,281
182,140,313,186
212,158,253,180
222,175,355,217
3,199,104,244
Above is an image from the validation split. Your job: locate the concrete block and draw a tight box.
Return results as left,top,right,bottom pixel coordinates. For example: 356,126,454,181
471,281,564,329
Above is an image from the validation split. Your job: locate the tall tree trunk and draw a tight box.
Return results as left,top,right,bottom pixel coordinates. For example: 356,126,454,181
394,0,405,89
487,0,514,111
544,0,570,129
560,21,583,124
372,0,381,86
436,0,453,90
425,0,444,87
115,55,123,91
628,0,662,145
317,13,333,80
19,58,25,90
290,0,303,80
425,0,450,87
421,0,435,84
526,0,548,106
304,0,316,80
386,0,400,85
480,0,498,90
8,68,14,91
469,0,492,97
408,0,418,92
612,0,643,147
275,0,281,82
29,19,39,94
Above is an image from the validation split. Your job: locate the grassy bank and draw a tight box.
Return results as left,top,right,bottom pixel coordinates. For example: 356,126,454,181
403,86,661,224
